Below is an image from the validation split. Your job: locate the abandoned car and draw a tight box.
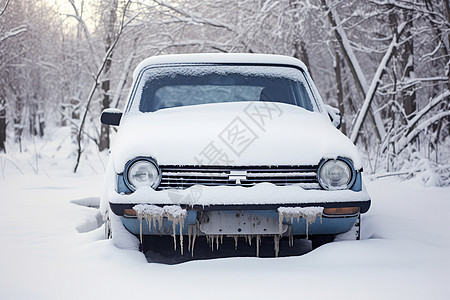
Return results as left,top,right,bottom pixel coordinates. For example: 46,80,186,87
100,53,371,256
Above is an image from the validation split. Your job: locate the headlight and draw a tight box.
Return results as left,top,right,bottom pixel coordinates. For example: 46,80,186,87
124,158,161,190
318,158,355,190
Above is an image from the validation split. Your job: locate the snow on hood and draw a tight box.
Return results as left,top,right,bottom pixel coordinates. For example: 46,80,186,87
112,102,362,173
108,183,370,206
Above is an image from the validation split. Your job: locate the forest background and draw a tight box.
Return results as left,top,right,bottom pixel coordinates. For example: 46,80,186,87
0,0,448,185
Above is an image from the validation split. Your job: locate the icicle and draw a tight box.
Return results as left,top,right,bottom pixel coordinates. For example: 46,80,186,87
157,215,162,231
245,235,252,246
133,204,187,254
277,206,324,241
256,235,261,257
187,225,192,253
288,226,293,247
170,214,184,255
191,225,197,257
171,224,177,251
190,222,199,257
234,236,238,250
211,235,214,252
137,215,143,244
187,223,198,255
273,235,280,258
207,235,214,252
179,218,184,255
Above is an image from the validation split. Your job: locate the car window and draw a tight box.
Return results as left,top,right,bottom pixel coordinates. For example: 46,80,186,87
132,64,317,112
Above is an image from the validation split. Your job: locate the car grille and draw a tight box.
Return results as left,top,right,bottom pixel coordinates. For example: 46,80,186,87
157,165,320,190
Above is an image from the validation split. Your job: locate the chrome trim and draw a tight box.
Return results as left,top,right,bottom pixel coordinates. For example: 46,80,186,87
157,165,319,190
123,214,138,219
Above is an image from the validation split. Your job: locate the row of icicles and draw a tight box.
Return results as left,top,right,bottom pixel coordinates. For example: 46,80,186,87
133,204,323,257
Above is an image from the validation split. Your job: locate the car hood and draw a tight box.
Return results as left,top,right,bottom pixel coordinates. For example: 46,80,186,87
111,102,362,173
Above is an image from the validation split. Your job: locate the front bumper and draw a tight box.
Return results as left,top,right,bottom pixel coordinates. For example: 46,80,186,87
110,200,369,237
108,183,370,237
118,208,360,237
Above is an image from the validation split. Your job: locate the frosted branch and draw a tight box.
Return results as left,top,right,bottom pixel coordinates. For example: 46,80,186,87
396,110,450,153
0,0,11,17
0,25,27,43
349,22,408,143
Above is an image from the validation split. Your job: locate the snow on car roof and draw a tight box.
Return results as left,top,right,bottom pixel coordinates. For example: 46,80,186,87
133,53,309,79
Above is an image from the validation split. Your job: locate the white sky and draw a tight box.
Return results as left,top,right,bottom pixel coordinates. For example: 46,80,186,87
45,0,97,33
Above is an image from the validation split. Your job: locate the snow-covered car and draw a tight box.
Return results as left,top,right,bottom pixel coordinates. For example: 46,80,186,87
100,53,371,256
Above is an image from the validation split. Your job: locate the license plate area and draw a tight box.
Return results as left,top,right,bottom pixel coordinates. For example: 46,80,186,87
199,211,286,235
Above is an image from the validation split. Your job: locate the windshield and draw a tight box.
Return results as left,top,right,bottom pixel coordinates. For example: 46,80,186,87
130,64,318,112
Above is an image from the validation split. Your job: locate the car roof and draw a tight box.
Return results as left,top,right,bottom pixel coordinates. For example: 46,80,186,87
133,53,309,79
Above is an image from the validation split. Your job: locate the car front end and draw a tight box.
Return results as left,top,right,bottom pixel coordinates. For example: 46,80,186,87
100,53,371,256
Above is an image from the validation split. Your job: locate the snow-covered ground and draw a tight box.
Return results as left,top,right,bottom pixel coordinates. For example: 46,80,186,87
0,129,449,299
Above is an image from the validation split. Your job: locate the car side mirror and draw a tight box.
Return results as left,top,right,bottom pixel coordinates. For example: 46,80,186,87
324,104,341,129
101,108,123,126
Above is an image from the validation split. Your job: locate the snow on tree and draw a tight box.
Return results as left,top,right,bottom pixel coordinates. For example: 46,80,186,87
0,0,448,184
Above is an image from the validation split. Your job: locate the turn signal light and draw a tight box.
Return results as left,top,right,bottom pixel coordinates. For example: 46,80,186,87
323,207,359,215
124,209,137,216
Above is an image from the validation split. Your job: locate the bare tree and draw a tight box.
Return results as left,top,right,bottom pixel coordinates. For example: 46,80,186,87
321,0,387,143
0,0,447,182
99,0,119,151
73,0,133,172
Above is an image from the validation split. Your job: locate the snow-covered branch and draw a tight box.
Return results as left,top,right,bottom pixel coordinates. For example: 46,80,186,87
369,0,448,23
0,25,27,44
350,23,407,143
379,77,449,92
401,89,450,136
152,0,235,31
0,0,10,17
322,0,387,142
151,0,256,53
395,110,450,153
380,89,450,156
74,0,133,172
65,0,100,67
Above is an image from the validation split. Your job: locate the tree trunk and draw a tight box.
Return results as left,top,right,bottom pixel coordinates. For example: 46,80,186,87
349,34,399,144
334,50,346,135
99,77,111,151
38,110,44,137
321,0,386,142
0,96,6,153
294,41,313,81
14,96,23,152
99,0,118,152
401,11,416,119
